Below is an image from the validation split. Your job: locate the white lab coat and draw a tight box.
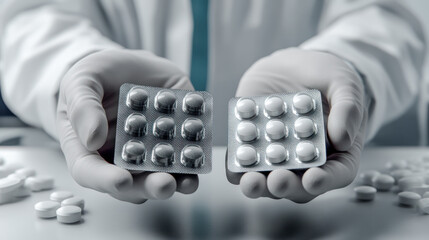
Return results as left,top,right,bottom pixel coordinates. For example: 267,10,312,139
0,0,426,145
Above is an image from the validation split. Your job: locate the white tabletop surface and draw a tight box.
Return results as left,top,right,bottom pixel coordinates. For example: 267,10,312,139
1,128,429,240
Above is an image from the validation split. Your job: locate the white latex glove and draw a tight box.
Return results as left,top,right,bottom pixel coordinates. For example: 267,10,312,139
226,48,368,203
57,49,198,203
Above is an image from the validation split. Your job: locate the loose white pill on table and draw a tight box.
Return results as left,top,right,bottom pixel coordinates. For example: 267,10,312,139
354,186,377,201
0,175,24,193
236,98,258,119
264,96,285,117
293,93,314,114
390,169,413,183
265,143,288,164
295,141,317,162
50,191,73,202
398,176,425,191
35,201,60,218
236,121,258,142
56,206,82,224
0,163,22,178
25,176,54,192
418,198,429,214
398,191,421,206
372,174,395,191
236,145,258,166
14,168,36,179
408,185,429,196
13,185,31,198
359,170,380,185
423,192,429,198
61,197,85,211
265,120,287,140
385,160,407,171
294,117,316,139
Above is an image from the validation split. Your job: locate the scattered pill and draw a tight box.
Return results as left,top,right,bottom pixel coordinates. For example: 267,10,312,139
126,87,149,111
359,170,380,185
236,121,258,142
407,185,429,196
293,93,314,114
14,168,36,179
56,206,82,224
50,191,74,202
264,96,285,117
180,145,204,168
354,186,376,201
0,175,23,193
182,118,205,141
183,92,205,115
154,90,176,113
294,117,316,139
385,160,407,171
390,169,413,183
35,201,60,219
418,198,429,214
236,98,257,119
61,197,85,211
265,143,288,164
296,141,317,162
0,163,23,178
153,117,176,140
398,191,421,206
25,176,54,192
124,113,147,137
372,174,395,191
265,120,287,140
152,143,175,167
13,185,31,198
121,140,146,164
236,145,258,166
398,176,425,191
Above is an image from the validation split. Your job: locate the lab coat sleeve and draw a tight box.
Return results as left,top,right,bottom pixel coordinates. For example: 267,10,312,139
0,3,122,139
300,0,426,141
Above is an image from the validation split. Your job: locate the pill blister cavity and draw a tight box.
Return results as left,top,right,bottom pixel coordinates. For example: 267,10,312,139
181,145,204,168
182,118,205,141
122,140,146,164
236,121,258,142
296,141,318,162
152,143,175,167
153,117,176,140
236,98,258,119
266,143,288,164
265,120,287,140
293,93,314,114
124,113,147,137
294,117,316,139
183,92,205,115
236,145,258,166
264,96,286,118
126,87,149,111
154,90,177,113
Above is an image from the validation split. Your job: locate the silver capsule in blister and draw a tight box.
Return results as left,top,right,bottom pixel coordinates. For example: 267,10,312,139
153,117,176,140
182,118,205,141
181,145,204,168
152,143,175,167
183,92,205,115
126,87,149,111
122,140,146,164
124,113,147,137
154,90,177,113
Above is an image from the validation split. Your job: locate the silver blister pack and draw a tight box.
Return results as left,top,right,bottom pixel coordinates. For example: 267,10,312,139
114,83,213,174
227,90,326,173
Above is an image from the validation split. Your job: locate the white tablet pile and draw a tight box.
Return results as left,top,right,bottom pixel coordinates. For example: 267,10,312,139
355,157,429,214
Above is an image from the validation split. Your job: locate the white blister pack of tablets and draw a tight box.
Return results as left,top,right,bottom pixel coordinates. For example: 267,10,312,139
227,90,327,173
114,83,213,174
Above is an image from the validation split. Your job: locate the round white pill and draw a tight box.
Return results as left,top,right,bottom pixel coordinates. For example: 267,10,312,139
0,175,23,193
50,191,74,202
236,145,258,166
265,120,287,140
359,170,380,185
154,90,176,113
152,143,175,167
180,145,205,168
61,197,85,211
265,143,287,164
385,160,407,171
124,113,147,137
56,206,82,224
390,169,413,183
294,117,316,138
183,92,205,115
264,96,285,117
354,186,376,201
153,117,176,140
236,98,257,119
293,93,314,114
0,163,23,178
398,176,425,191
182,118,205,141
372,174,395,191
295,141,317,162
398,191,421,206
121,140,146,164
13,185,31,197
35,201,60,219
418,198,429,214
25,176,54,192
126,87,149,111
14,168,36,179
236,121,258,142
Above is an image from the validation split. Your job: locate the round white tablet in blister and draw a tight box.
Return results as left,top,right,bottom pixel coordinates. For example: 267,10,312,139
294,117,316,138
124,113,147,137
236,98,257,119
50,191,74,202
152,143,175,167
295,141,317,162
35,201,60,219
265,120,287,140
183,92,205,115
153,117,176,140
265,143,288,164
122,140,146,164
126,87,149,111
236,121,258,142
354,186,376,201
236,145,258,166
182,118,205,141
293,93,314,114
181,145,205,168
154,90,177,113
56,206,82,224
264,96,285,117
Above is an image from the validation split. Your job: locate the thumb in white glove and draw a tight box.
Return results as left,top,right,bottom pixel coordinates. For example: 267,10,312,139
226,48,368,203
57,49,198,203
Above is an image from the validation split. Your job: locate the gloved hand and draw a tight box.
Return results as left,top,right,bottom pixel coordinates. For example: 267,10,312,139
57,49,198,203
226,48,368,203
